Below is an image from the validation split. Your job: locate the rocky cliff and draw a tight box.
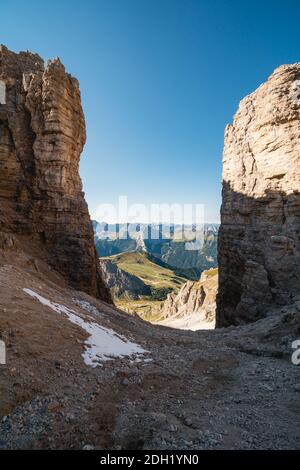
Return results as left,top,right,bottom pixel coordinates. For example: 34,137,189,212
217,63,300,327
0,45,110,301
99,258,151,299
159,268,217,330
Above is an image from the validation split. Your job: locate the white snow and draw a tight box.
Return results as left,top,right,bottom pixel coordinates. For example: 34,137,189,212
23,288,149,367
157,312,215,331
73,298,103,318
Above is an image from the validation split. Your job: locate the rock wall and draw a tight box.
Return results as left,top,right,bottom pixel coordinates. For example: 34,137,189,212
217,64,300,327
0,45,111,301
161,268,218,324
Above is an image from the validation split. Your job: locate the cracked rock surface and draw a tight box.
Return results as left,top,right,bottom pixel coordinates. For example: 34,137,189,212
218,63,300,326
0,45,110,300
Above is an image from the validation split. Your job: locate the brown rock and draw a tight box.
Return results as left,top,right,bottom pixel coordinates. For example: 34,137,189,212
161,268,218,324
0,45,111,301
217,63,300,327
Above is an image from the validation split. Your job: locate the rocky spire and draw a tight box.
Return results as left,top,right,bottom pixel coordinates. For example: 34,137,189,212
0,46,111,302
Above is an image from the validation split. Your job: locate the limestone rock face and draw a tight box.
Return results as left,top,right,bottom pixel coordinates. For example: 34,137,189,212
217,64,300,327
0,45,111,301
160,269,218,327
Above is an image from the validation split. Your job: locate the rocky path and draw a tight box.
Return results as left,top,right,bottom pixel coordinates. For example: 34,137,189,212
0,253,299,450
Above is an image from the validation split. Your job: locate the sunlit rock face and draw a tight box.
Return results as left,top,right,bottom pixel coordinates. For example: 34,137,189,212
217,63,300,327
160,269,218,330
0,45,111,301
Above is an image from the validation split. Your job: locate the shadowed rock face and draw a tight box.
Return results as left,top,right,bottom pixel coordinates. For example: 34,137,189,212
217,64,300,327
0,45,111,301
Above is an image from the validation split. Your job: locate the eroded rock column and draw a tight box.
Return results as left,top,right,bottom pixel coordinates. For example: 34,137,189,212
0,45,111,301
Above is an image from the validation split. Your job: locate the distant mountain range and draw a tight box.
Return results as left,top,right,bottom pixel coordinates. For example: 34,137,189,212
100,251,187,300
93,221,219,280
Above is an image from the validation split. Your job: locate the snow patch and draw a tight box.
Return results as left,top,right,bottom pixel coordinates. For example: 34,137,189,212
158,312,215,331
73,299,102,318
23,288,149,367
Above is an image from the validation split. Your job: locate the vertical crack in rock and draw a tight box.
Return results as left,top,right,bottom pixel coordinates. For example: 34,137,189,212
217,63,300,326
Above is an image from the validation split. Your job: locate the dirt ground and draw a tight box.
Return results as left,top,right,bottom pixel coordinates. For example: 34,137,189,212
0,249,299,450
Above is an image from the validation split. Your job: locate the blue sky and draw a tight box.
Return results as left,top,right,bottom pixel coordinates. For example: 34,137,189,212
1,0,300,222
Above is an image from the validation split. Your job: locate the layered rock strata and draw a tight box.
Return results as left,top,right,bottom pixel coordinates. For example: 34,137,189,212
161,268,218,325
0,45,110,301
217,64,300,326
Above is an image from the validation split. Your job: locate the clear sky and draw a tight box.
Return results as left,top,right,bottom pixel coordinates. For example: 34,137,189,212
1,0,300,222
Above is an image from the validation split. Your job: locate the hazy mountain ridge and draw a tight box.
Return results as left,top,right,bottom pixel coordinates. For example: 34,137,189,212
93,221,218,280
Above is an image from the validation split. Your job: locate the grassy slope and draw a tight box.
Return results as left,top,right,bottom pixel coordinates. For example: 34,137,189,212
102,251,187,290
116,298,163,322
102,251,188,321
